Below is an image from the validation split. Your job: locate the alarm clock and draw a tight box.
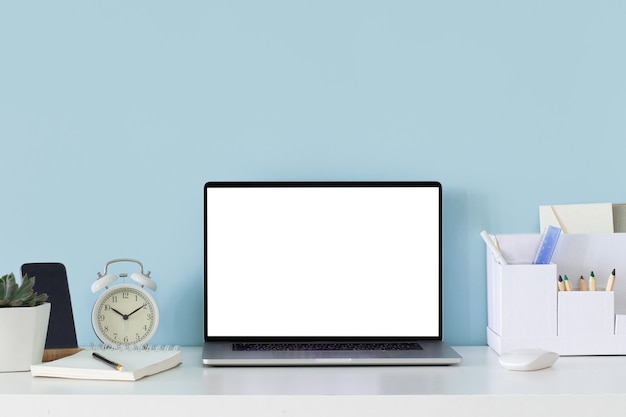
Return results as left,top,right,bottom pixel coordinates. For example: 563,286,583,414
91,258,159,347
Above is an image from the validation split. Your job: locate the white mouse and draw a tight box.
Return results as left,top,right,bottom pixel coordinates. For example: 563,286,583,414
499,348,559,371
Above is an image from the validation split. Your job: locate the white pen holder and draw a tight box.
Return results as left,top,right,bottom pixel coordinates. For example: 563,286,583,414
486,263,557,339
486,233,626,356
557,291,614,337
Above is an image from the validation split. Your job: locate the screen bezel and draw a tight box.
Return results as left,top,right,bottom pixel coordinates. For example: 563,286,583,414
203,181,443,343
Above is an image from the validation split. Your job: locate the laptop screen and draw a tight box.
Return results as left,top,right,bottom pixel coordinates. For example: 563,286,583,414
204,182,442,340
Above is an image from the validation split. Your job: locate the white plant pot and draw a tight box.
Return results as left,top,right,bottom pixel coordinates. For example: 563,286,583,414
0,303,50,372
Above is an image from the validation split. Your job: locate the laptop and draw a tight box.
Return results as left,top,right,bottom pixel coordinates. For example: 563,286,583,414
202,181,461,366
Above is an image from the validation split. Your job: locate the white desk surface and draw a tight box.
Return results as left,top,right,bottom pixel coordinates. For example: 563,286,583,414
4,346,626,416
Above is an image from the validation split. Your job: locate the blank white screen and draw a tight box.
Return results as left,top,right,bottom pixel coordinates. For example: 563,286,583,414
205,184,440,338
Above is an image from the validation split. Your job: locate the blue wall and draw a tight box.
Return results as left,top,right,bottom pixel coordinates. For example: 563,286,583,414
2,1,625,346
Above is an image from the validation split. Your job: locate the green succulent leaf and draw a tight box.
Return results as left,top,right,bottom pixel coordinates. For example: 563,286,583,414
12,274,35,301
5,282,18,300
0,272,48,307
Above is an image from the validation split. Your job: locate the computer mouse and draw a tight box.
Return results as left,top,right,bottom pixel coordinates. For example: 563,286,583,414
499,348,559,371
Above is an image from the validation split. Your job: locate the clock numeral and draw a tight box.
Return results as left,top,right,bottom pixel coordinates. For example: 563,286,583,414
103,325,109,332
112,295,118,303
122,291,130,299
98,314,105,321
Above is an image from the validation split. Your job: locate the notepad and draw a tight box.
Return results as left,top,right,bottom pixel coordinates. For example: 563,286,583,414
30,348,182,381
539,203,614,233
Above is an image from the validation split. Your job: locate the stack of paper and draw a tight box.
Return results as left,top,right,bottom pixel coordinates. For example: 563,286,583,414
31,348,182,381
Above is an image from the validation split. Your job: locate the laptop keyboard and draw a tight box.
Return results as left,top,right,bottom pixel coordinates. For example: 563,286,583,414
232,342,423,351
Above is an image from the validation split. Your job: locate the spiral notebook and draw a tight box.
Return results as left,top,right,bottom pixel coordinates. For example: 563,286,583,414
30,346,182,381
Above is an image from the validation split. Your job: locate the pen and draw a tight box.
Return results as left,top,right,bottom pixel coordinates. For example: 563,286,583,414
480,231,508,265
557,275,565,291
579,275,587,291
606,269,616,292
93,352,125,371
563,274,573,291
589,271,596,291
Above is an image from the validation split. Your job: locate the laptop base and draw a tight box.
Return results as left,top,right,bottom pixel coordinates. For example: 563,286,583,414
202,340,462,366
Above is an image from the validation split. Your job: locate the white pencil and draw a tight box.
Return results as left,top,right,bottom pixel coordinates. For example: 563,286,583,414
480,231,508,265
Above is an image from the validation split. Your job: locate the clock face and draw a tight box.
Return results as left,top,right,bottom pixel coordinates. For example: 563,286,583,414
92,284,159,347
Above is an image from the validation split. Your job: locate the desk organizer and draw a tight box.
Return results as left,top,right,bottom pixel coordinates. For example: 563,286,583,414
486,233,626,356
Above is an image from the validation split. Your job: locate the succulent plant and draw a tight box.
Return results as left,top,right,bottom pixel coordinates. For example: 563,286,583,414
0,273,48,307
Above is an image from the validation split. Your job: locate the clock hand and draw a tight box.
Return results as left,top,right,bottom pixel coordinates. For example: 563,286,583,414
127,303,147,318
110,307,128,319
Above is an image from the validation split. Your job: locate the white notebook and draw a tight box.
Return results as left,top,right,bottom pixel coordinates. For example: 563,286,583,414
31,347,182,381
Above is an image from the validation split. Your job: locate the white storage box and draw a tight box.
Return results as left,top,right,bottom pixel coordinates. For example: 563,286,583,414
486,233,626,356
